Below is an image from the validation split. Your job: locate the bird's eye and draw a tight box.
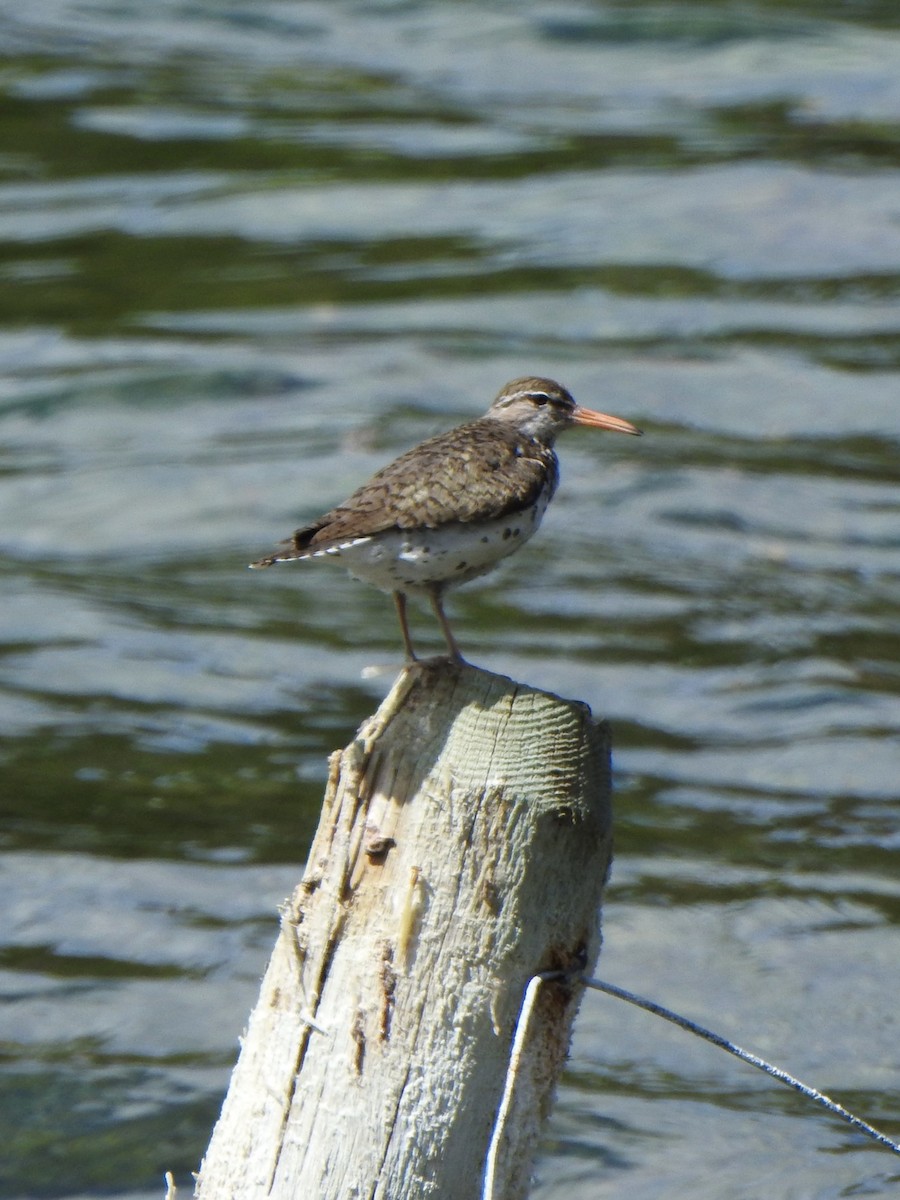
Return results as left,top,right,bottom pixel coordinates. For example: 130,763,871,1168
531,393,551,406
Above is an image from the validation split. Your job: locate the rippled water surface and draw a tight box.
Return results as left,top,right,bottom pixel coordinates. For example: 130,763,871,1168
1,1,899,1196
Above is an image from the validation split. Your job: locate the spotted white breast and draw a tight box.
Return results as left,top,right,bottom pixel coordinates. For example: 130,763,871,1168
303,486,553,594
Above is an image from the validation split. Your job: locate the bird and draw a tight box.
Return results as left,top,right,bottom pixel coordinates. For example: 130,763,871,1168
250,376,641,661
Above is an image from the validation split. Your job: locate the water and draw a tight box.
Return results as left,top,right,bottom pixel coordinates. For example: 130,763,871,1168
1,1,898,1196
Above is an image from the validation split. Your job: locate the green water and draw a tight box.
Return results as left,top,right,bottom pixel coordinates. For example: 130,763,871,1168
1,1,898,1196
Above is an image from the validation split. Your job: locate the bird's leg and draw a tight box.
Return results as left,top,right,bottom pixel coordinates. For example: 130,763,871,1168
393,591,418,663
428,585,463,662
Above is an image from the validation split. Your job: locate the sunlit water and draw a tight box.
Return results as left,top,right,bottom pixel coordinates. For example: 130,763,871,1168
1,1,898,1196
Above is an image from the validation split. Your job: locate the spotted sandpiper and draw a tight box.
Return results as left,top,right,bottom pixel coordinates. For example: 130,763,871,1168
251,376,641,661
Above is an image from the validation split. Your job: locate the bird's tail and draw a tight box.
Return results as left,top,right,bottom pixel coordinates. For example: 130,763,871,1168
249,526,319,569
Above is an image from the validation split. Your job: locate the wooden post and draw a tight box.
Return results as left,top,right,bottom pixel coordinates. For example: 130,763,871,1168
194,660,612,1200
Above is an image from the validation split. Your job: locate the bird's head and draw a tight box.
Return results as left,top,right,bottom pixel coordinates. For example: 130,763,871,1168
487,376,642,444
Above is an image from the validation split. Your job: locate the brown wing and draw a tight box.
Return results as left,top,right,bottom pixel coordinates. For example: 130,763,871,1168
251,418,558,566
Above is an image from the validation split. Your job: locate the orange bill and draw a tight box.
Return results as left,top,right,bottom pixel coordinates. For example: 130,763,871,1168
572,405,643,436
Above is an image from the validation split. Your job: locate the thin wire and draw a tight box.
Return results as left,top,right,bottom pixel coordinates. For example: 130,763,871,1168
585,976,900,1157
482,973,547,1200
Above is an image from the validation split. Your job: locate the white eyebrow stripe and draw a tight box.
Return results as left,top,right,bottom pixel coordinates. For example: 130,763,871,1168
503,389,555,404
